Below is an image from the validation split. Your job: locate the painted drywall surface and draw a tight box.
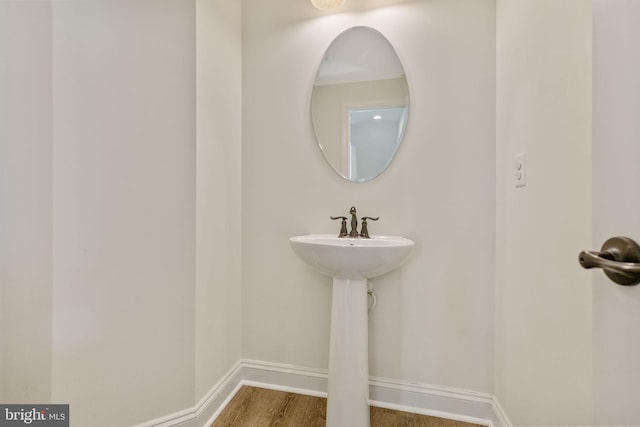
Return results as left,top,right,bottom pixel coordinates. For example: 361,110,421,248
593,1,640,423
242,0,496,393
51,1,196,425
0,0,241,422
195,0,243,402
0,1,53,404
495,1,592,424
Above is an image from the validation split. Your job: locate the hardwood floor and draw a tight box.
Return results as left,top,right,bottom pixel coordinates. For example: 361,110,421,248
210,386,485,427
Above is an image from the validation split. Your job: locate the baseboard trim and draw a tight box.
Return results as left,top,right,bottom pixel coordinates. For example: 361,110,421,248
491,395,513,427
133,360,243,427
196,362,244,427
367,376,495,427
241,359,510,427
242,359,328,397
138,359,512,427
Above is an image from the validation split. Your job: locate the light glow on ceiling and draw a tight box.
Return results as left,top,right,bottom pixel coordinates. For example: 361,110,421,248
310,0,346,11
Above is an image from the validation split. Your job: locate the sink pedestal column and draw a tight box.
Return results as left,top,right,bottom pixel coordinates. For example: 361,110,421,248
326,277,370,427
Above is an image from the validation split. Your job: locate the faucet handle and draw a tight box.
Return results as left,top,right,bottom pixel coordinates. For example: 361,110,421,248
330,216,349,237
359,216,379,239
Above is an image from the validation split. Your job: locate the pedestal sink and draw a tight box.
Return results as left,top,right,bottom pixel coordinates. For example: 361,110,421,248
289,234,414,427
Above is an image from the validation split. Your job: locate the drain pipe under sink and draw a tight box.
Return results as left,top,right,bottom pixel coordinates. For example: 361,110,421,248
367,280,377,313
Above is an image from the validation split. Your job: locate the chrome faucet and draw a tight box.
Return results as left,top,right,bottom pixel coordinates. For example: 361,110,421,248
330,207,379,238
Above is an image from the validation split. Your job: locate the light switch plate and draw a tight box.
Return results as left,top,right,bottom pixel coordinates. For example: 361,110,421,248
515,152,526,187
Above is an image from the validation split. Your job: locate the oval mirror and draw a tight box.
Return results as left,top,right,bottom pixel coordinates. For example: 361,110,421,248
311,27,409,182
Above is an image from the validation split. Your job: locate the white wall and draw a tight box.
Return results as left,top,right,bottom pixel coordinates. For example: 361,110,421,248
1,0,242,425
51,1,197,425
495,1,592,425
593,1,640,424
242,0,496,393
0,1,609,425
195,0,243,402
0,0,53,404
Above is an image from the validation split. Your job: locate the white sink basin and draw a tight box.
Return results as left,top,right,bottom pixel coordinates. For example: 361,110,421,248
290,233,414,426
289,233,414,426
289,234,414,279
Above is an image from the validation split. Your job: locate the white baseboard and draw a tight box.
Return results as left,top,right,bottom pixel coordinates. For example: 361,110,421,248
138,359,512,427
133,360,244,427
491,396,513,427
197,363,244,427
242,359,510,427
367,376,502,427
242,359,328,397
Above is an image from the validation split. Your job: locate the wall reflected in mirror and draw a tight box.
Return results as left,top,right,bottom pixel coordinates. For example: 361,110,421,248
311,26,409,182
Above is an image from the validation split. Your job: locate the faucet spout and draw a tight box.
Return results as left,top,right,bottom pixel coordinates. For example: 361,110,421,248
349,206,359,237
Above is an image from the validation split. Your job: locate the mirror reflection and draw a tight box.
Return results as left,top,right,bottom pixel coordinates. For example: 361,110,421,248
311,26,409,182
